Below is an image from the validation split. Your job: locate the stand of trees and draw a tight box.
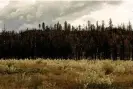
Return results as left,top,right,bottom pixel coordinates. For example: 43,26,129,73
0,19,133,60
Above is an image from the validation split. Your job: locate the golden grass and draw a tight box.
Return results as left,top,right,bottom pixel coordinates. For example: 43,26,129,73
0,59,133,89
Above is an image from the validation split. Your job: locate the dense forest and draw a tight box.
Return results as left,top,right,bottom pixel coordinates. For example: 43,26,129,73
0,19,133,60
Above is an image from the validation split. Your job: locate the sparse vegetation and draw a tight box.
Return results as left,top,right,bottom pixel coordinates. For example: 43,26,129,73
0,59,133,89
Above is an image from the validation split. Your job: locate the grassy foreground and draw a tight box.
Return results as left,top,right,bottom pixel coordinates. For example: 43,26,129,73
0,59,133,89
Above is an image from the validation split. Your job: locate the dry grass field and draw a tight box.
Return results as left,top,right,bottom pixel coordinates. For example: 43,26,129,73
0,59,133,89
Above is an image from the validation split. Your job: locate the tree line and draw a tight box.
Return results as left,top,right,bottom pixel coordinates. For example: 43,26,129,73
0,19,133,60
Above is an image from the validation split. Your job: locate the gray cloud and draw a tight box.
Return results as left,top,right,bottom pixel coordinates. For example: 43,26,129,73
0,0,123,31
106,1,122,5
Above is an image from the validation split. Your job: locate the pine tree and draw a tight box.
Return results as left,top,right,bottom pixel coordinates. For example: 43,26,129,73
64,21,68,31
109,18,113,30
72,26,75,31
127,21,132,31
42,22,45,31
39,24,41,29
78,25,81,31
96,21,99,30
101,20,105,31
57,22,61,31
68,24,71,31
87,20,91,30
122,23,125,30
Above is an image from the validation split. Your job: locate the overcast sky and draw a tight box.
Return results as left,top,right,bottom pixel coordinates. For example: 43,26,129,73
0,0,132,31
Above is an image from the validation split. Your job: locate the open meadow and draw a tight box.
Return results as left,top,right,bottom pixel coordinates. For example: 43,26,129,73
0,59,133,89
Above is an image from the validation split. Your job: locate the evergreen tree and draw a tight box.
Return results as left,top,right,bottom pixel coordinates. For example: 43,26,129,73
42,22,45,30
64,21,68,31
101,20,105,31
39,24,41,29
109,18,113,30
127,21,132,31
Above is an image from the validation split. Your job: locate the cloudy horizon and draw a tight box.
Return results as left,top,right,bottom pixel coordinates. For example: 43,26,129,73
0,0,132,31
